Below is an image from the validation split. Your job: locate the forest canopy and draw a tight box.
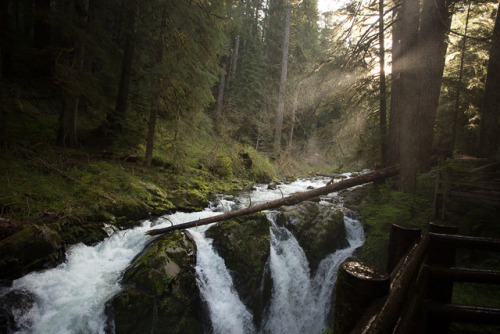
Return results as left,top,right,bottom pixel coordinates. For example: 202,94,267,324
0,0,499,194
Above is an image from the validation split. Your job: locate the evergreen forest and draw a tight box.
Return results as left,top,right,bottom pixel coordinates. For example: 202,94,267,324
0,0,500,332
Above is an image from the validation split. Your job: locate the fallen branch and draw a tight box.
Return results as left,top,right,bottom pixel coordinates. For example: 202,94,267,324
146,166,399,236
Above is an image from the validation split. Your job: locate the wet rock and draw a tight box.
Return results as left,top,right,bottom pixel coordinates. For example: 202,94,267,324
339,185,369,212
106,230,203,334
206,213,272,327
0,288,38,333
276,201,349,273
168,189,209,212
0,225,65,280
267,182,278,190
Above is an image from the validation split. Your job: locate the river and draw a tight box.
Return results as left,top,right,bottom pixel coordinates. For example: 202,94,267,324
2,175,365,333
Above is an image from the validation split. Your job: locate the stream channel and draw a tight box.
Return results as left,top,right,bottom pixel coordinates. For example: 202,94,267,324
3,174,365,334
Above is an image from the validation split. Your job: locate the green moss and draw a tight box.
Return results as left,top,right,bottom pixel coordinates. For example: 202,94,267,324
353,178,431,269
111,231,202,334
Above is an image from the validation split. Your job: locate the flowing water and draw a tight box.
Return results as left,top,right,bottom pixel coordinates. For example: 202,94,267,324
2,175,365,334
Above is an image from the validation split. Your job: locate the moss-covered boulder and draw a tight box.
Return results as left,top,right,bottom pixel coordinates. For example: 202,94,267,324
106,230,203,334
276,201,349,273
167,189,209,212
205,213,272,327
0,225,64,280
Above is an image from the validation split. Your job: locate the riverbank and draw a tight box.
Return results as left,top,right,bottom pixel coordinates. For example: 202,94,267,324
0,143,278,280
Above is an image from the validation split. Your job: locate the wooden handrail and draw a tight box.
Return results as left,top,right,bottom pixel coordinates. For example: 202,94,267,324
426,266,500,284
428,233,500,251
427,303,500,324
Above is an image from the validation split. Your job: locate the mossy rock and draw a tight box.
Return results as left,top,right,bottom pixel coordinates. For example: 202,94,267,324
277,201,348,273
167,189,209,212
106,230,203,334
0,225,64,280
205,212,272,327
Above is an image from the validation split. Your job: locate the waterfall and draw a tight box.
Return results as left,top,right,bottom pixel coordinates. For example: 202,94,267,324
3,174,365,334
261,215,364,334
191,230,256,334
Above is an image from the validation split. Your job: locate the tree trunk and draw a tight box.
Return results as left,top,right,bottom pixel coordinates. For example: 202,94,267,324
287,87,298,153
398,0,420,195
415,0,453,171
107,0,139,132
215,59,227,120
478,2,500,158
144,106,157,167
57,0,89,148
450,1,471,156
273,1,291,156
378,0,387,166
59,95,80,147
231,34,240,80
33,0,52,76
146,166,399,236
386,5,402,167
144,11,166,168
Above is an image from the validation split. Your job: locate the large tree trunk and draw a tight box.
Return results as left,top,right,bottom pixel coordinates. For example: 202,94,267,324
33,0,52,76
57,0,89,148
450,2,471,156
398,0,420,195
146,166,399,236
415,0,453,171
378,0,387,166
107,0,139,132
386,5,402,167
273,1,291,156
478,2,500,158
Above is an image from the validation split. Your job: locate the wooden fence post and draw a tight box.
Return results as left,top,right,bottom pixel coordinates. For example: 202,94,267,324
333,261,390,334
426,222,458,333
386,223,422,274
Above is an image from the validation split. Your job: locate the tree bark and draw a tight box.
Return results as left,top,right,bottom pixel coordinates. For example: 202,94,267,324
57,0,89,148
450,1,471,156
478,2,500,158
231,34,240,79
398,0,420,195
144,11,166,168
386,4,402,167
215,58,227,120
107,0,139,132
287,87,298,153
273,1,291,156
146,166,399,236
378,0,387,166
415,0,453,171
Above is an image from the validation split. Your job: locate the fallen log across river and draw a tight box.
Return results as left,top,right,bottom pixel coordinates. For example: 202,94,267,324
145,166,399,236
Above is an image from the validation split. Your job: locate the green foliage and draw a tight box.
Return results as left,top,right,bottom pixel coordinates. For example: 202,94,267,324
357,176,432,268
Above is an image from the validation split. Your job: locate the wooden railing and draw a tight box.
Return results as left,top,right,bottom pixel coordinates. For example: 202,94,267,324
333,223,500,334
432,161,500,220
